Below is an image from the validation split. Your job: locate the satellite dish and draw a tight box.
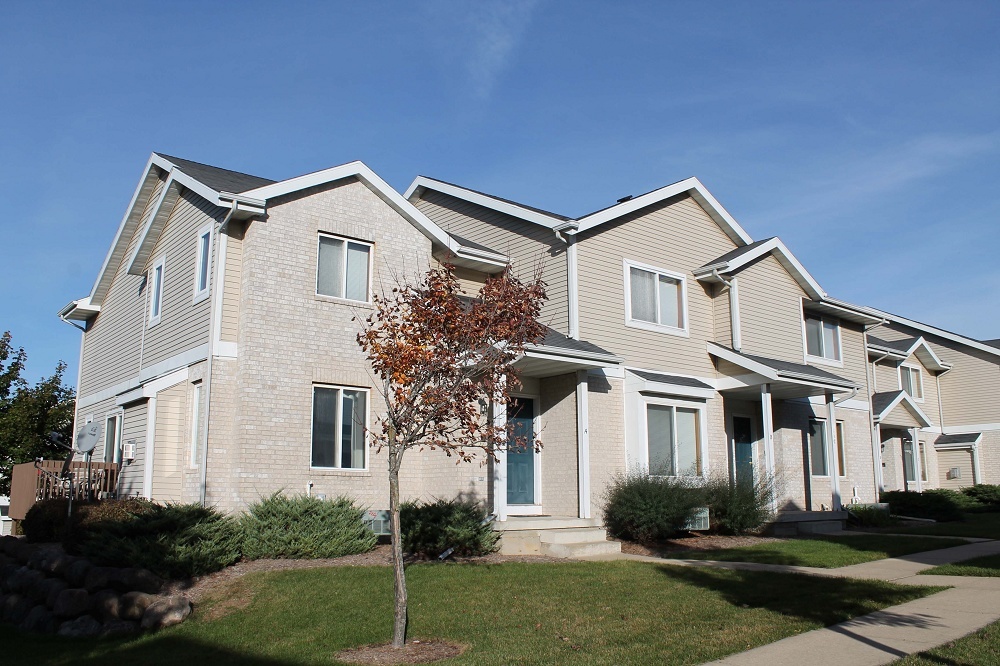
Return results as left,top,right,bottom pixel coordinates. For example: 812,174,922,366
75,422,101,454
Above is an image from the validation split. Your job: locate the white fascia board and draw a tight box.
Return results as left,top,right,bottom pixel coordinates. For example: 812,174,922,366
707,342,779,381
405,176,566,229
577,177,754,246
905,337,951,372
125,173,180,275
818,297,886,325
624,371,716,400
525,345,623,366
58,297,101,321
943,423,1000,434
875,392,932,428
694,238,826,300
866,310,1000,359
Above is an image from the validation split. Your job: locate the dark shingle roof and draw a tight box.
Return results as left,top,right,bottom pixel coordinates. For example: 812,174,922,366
538,327,616,357
738,350,856,387
417,176,572,221
867,335,916,353
871,390,906,416
935,433,981,446
156,153,276,193
629,370,713,390
696,237,776,272
983,339,1000,349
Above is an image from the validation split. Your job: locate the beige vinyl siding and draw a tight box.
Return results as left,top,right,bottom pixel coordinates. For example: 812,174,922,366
152,383,186,502
874,361,900,394
141,191,217,369
837,322,869,387
220,221,243,343
79,173,168,397
576,194,735,376
732,255,807,363
118,401,147,497
453,265,489,295
413,190,569,334
937,448,974,489
713,283,732,347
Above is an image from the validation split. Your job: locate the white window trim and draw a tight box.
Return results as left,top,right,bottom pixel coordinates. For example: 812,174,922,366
103,409,124,465
148,254,166,328
898,363,925,402
310,383,370,472
192,222,213,304
835,420,847,478
189,382,202,469
315,233,374,305
808,418,832,478
623,259,690,338
801,309,844,368
640,395,707,478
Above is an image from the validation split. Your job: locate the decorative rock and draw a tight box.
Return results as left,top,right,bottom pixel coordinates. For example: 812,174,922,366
39,552,74,576
21,604,57,634
0,535,19,555
140,596,191,630
120,591,157,621
0,593,16,621
84,566,116,593
8,595,32,625
57,614,102,638
7,566,43,594
40,577,69,608
114,568,164,594
26,573,53,605
53,588,90,618
101,619,139,637
64,558,92,587
91,589,121,622
0,563,18,592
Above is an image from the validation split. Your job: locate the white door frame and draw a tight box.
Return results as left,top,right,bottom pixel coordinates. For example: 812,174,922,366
729,412,758,484
505,393,543,516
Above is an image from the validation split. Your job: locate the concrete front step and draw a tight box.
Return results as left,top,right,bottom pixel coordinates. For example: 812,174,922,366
498,516,603,531
538,527,610,545
497,516,618,557
770,511,847,537
541,540,622,558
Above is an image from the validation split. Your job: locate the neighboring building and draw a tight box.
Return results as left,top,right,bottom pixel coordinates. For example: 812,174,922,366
59,153,1000,536
0,496,11,536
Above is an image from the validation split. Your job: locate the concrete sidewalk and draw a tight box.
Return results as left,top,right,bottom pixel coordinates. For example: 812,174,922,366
586,538,1000,665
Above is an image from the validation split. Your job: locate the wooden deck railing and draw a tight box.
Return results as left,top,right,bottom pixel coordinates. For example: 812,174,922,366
8,460,120,521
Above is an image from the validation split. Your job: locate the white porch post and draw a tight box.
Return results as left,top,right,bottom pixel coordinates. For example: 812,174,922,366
912,427,924,493
972,444,983,485
576,369,591,519
873,423,885,495
825,392,842,511
492,378,508,522
760,384,777,510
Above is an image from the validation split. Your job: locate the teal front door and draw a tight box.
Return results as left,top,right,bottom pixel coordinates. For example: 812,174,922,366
507,398,536,506
733,416,754,486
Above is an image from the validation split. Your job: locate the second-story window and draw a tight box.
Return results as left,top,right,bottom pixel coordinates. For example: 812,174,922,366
804,313,841,362
899,364,924,401
625,260,687,335
193,223,212,302
317,233,371,302
149,255,165,327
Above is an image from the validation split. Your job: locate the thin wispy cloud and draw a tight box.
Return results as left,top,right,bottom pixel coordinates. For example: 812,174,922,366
460,1,539,99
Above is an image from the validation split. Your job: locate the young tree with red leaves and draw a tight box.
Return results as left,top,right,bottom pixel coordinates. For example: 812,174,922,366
357,264,546,648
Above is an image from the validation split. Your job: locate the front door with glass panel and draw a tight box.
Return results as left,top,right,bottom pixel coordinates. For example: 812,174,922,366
733,416,754,486
507,398,538,509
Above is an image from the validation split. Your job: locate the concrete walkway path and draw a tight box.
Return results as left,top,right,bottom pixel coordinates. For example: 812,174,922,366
584,538,1000,665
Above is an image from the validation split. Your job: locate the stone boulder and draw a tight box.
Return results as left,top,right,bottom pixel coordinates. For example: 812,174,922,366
0,535,19,555
21,604,58,634
110,567,164,594
7,566,44,595
53,588,90,618
101,619,139,638
91,589,121,622
140,596,192,630
40,577,69,608
57,615,102,638
6,595,32,625
84,566,116,592
64,558,92,587
120,591,158,621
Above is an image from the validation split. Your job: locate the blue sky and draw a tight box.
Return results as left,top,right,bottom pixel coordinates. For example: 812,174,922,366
2,1,998,383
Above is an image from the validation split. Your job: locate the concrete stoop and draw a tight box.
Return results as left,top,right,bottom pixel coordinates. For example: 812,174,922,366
769,510,848,537
497,516,622,558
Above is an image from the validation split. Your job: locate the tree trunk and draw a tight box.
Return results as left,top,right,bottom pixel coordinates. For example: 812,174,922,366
388,442,407,648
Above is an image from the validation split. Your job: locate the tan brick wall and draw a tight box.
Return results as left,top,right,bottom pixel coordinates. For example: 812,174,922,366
588,374,626,520
538,373,579,517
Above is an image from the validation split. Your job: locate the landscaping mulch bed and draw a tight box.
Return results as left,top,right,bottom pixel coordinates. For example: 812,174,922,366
336,639,466,664
620,533,781,558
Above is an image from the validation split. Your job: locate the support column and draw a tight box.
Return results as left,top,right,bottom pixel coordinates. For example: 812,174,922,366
576,370,591,519
873,423,885,495
142,396,157,500
492,386,508,522
912,427,924,493
825,392,842,511
760,384,777,511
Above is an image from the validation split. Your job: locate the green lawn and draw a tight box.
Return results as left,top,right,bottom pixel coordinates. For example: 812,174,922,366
895,512,1000,540
2,561,936,666
921,554,1000,577
890,618,1000,665
659,535,968,568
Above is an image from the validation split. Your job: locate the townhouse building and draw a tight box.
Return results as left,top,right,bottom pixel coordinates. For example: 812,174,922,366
58,153,1000,546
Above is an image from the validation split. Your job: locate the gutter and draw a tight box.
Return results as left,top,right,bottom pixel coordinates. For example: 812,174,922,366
552,222,581,339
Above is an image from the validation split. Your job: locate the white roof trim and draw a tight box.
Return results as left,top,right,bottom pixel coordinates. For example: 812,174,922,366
405,176,566,229
624,370,716,400
707,342,857,390
58,297,101,322
868,336,951,372
874,391,933,428
525,344,622,366
859,307,1000,359
694,237,826,300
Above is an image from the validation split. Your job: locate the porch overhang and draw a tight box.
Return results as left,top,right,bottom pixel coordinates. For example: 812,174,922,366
514,345,622,378
934,432,982,450
708,342,859,400
625,369,716,400
872,390,932,429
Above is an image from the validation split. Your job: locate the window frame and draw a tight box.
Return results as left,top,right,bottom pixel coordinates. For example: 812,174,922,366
103,409,123,464
315,232,374,304
192,222,213,304
623,259,689,337
310,383,370,471
148,254,166,327
189,382,202,469
808,418,830,478
835,420,847,478
898,364,925,402
802,310,843,367
641,396,706,478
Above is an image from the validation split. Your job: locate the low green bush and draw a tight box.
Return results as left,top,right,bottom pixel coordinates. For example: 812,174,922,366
702,473,774,535
881,489,968,522
401,498,498,557
79,503,242,579
848,504,894,527
963,484,1000,508
22,497,156,545
602,473,704,544
240,493,376,560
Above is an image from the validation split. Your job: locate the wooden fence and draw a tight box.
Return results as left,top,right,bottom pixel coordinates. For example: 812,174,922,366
8,460,120,521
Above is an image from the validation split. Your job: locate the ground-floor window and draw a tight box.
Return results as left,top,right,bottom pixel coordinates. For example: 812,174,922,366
312,385,368,469
645,402,702,477
103,411,123,464
903,439,928,483
808,419,846,477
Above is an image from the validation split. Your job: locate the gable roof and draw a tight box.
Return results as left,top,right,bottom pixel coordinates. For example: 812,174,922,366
693,236,826,300
707,342,857,390
935,432,982,448
871,390,932,428
867,334,951,372
406,175,755,246
154,153,275,193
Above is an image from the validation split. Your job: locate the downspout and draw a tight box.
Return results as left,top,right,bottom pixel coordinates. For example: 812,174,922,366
863,322,889,497
553,222,580,340
199,200,238,506
711,270,741,351
58,315,87,461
